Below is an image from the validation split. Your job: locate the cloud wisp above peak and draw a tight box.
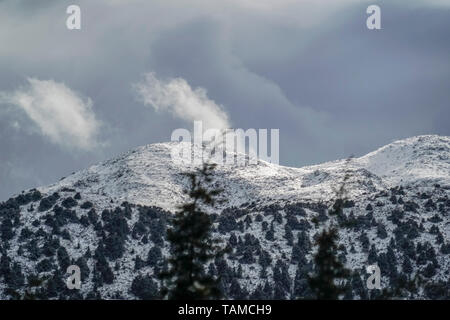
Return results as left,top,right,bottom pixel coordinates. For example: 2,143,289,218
133,73,231,131
0,78,101,151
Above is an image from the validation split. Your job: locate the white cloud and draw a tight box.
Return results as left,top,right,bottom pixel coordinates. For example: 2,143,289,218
133,73,230,131
0,78,101,151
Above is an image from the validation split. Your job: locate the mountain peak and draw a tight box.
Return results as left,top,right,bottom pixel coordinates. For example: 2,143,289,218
358,135,449,186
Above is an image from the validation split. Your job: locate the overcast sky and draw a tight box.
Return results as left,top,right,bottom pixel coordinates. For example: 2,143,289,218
0,0,449,200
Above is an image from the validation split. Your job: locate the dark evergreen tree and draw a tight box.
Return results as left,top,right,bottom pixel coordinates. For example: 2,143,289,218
284,224,294,245
293,265,313,298
160,163,224,300
259,249,272,271
229,278,246,299
376,223,388,239
0,219,14,242
134,255,145,270
93,245,114,286
130,275,159,300
308,160,351,300
229,233,238,246
57,247,71,271
350,272,367,299
308,227,350,299
272,260,291,299
359,232,370,252
262,280,273,300
402,256,413,274
265,223,275,241
147,246,163,268
368,244,378,265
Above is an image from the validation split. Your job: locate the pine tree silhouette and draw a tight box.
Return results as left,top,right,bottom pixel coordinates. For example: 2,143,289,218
160,163,224,300
308,227,350,299
307,158,352,299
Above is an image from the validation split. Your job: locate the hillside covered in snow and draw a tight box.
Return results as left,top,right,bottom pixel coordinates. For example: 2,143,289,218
0,135,449,299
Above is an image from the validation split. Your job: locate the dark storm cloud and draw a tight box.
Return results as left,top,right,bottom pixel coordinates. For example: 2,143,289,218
0,0,449,199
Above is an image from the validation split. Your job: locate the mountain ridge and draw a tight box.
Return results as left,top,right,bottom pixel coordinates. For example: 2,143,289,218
37,134,450,212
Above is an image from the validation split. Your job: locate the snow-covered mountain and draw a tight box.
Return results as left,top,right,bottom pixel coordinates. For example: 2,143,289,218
0,135,449,299
41,135,450,211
